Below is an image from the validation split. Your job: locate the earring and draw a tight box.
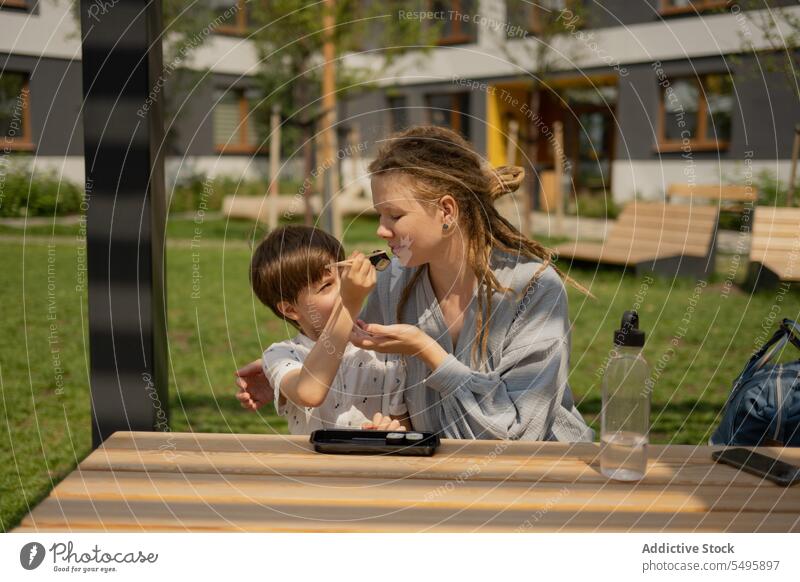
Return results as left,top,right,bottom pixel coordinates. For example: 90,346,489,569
442,223,450,231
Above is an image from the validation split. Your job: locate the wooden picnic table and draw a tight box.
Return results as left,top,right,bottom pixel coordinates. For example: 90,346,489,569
13,431,800,532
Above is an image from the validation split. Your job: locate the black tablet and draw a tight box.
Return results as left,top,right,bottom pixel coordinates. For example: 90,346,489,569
310,429,440,456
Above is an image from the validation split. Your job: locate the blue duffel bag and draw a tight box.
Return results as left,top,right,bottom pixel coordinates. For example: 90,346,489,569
710,319,800,447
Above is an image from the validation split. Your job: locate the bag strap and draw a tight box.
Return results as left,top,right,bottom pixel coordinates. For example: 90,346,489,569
781,319,800,350
740,319,800,383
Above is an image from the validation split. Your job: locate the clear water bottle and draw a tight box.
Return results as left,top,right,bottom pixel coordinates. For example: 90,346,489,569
601,311,650,481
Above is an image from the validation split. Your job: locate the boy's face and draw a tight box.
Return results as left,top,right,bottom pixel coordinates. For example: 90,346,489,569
280,267,341,340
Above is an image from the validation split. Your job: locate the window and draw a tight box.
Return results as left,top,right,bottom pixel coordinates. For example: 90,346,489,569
658,74,733,152
659,0,730,16
0,0,30,11
214,87,261,154
431,0,476,45
426,93,470,140
211,0,249,36
1,72,33,151
387,96,408,132
506,0,575,36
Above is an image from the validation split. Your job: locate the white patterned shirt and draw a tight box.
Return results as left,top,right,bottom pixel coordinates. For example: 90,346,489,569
262,333,407,435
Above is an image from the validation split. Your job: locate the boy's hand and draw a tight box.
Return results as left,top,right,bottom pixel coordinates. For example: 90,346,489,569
339,251,376,317
234,359,274,411
361,412,406,432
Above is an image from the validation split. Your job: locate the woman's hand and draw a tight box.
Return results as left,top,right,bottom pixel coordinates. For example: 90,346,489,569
361,412,406,432
349,320,427,356
234,359,274,411
350,320,449,370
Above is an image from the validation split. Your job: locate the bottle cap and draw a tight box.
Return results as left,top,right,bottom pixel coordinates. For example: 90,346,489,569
614,310,645,347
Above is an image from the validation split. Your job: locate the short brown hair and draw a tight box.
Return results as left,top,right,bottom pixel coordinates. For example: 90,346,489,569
250,225,345,330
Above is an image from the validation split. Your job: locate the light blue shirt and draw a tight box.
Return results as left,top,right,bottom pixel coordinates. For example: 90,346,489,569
360,249,594,441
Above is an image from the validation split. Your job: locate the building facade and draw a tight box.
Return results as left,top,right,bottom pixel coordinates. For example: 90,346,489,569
2,0,799,204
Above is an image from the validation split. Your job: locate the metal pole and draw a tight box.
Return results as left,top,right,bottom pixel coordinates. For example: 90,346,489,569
505,119,530,235
787,124,800,207
80,0,168,449
321,0,341,238
268,104,281,230
554,120,565,236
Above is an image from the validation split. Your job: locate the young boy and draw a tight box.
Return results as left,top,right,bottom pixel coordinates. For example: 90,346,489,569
250,225,408,434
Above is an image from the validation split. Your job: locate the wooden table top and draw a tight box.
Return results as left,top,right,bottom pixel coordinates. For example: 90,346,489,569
14,431,800,532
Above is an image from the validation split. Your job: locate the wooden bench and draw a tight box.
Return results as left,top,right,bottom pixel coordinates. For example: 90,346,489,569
748,206,800,289
223,194,320,222
223,183,375,223
666,183,758,211
555,201,719,278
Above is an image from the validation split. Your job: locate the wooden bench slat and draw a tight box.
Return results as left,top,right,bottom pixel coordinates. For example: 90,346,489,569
667,184,758,203
609,227,713,246
556,201,718,270
603,239,711,255
753,207,800,219
751,239,800,252
558,242,708,262
750,207,800,282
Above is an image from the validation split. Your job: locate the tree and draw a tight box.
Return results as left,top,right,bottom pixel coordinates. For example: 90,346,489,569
735,1,800,205
736,1,800,101
246,0,437,225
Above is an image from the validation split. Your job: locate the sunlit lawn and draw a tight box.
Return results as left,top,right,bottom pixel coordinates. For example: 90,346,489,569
1,215,798,531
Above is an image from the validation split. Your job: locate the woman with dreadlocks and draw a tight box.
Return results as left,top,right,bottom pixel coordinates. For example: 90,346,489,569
237,125,593,441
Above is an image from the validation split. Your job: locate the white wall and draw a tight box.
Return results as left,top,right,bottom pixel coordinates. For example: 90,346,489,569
0,0,258,76
611,159,794,203
26,155,278,190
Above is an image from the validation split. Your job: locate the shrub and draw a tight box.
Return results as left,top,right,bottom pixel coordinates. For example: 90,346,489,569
753,169,800,207
0,167,83,217
568,192,619,219
168,172,224,214
167,173,303,214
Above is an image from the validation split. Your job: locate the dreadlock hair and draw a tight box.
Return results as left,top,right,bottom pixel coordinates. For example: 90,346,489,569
367,125,592,369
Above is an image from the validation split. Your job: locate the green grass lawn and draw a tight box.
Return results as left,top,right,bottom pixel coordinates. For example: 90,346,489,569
0,214,383,245
1,218,799,532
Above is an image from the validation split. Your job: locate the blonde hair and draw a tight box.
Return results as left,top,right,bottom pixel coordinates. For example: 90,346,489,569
368,125,591,368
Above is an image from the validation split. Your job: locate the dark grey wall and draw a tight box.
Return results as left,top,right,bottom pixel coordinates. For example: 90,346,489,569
337,89,392,149
167,72,222,157
340,80,488,157
2,53,84,156
616,54,800,161
587,0,798,29
12,46,798,165
0,0,40,16
587,0,661,28
0,54,266,160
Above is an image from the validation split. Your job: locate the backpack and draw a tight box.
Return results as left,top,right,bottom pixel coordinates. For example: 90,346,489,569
710,319,800,447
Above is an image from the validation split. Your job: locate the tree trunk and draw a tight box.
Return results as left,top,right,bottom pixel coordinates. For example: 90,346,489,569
525,87,541,236
303,123,314,226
